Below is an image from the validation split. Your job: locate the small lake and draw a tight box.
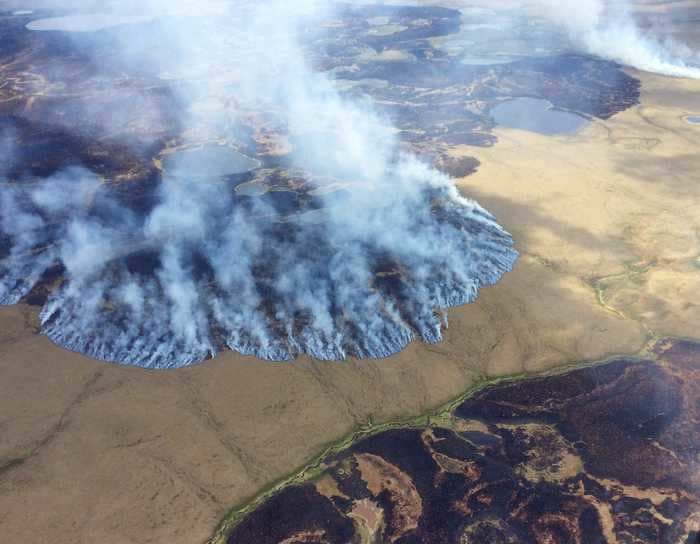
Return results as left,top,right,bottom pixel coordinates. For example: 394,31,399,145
163,145,260,178
461,55,517,66
26,14,153,32
685,115,700,125
491,97,589,135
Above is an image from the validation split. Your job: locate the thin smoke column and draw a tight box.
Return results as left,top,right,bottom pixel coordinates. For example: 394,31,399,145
0,1,517,368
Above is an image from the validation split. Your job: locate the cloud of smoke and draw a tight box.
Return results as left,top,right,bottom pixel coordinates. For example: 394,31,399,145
539,0,700,78
0,0,517,368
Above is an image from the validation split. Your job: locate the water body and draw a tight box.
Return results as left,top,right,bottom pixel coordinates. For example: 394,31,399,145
686,115,700,125
26,14,153,32
162,145,260,178
461,55,517,66
491,97,589,135
366,24,407,37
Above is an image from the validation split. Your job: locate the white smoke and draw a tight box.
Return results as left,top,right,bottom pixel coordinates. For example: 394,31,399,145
539,0,700,79
0,0,517,368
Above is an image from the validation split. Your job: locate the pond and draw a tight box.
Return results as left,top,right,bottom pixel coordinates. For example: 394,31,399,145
491,97,589,135
461,55,517,66
162,145,260,178
27,14,153,32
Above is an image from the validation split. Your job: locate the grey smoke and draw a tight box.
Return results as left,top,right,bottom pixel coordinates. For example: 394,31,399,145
0,0,517,368
539,0,700,78
0,166,102,305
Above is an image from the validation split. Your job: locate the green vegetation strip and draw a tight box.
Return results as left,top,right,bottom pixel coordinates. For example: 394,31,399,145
209,351,652,544
0,456,26,476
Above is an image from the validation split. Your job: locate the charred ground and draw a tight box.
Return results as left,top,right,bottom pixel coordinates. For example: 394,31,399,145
226,338,700,544
0,5,639,368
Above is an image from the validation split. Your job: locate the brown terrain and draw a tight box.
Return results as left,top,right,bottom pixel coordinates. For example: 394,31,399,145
225,338,700,543
1,1,700,543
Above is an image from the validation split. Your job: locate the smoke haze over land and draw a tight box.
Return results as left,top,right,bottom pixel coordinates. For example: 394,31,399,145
539,0,700,78
5,0,696,368
0,0,518,367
